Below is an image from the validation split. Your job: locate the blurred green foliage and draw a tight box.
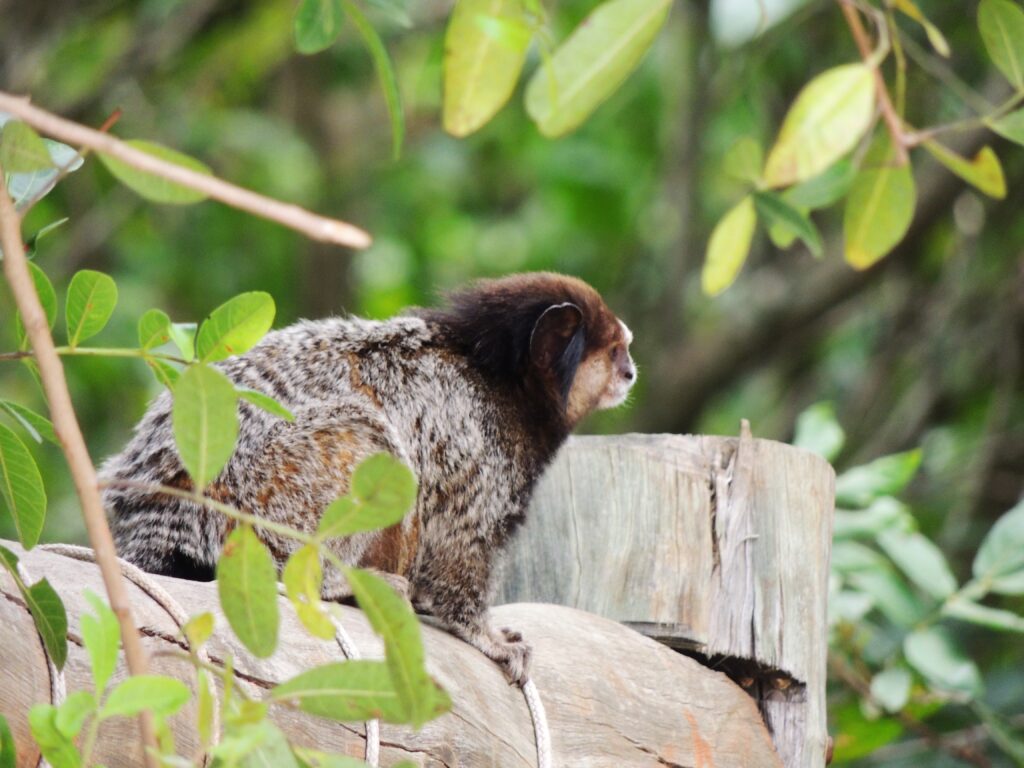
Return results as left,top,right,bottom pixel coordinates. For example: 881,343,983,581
1,0,1023,764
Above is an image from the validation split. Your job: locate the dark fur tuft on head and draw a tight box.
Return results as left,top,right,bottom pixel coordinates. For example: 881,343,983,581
414,273,617,408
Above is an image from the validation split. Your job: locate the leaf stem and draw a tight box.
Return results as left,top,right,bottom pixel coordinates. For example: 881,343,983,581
838,0,909,163
0,160,160,767
0,91,371,249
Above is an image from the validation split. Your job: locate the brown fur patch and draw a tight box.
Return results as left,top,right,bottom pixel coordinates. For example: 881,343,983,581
346,352,382,407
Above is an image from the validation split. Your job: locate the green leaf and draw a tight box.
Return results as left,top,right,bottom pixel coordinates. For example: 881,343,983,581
138,309,172,351
238,722,299,768
294,0,344,54
237,389,295,421
524,0,671,137
283,545,336,640
271,660,408,722
196,292,275,363
197,670,215,750
843,136,915,269
350,453,417,523
7,140,83,212
894,0,950,57
0,714,15,768
782,158,856,209
216,525,280,658
943,597,1024,633
701,195,756,296
0,400,58,446
763,64,876,187
168,322,197,362
341,0,405,159
100,675,191,719
973,499,1024,594
793,402,845,461
0,547,69,670
28,705,80,768
848,568,927,627
834,497,909,540
146,358,181,390
878,529,957,601
97,140,211,205
753,191,823,256
923,141,1006,199
182,611,215,649
81,590,120,694
978,0,1024,89
870,666,911,713
172,363,239,490
834,450,921,509
443,0,532,137
723,137,764,184
830,703,903,762
0,421,47,548
65,269,118,348
15,261,58,349
989,107,1024,145
343,567,450,727
0,121,55,173
55,691,96,739
904,627,982,697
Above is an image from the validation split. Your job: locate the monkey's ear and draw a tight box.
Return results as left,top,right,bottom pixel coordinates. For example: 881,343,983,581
529,302,585,403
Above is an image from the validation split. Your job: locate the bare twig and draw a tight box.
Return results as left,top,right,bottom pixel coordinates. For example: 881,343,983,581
838,0,909,163
0,162,160,767
0,91,372,249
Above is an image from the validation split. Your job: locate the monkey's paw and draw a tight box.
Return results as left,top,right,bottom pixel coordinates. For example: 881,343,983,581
475,625,532,687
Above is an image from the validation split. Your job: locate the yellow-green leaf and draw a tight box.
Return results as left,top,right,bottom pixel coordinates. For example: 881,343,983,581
283,545,336,640
271,660,408,722
923,141,1006,200
843,138,915,269
723,137,764,184
701,195,756,296
444,0,532,137
764,64,876,188
101,676,191,718
294,0,344,54
65,269,118,348
138,308,172,351
524,0,671,137
0,122,55,173
0,422,47,549
196,291,275,363
989,107,1024,145
98,140,211,205
894,0,950,58
343,567,451,727
15,262,58,349
216,525,280,658
172,363,239,490
978,0,1024,89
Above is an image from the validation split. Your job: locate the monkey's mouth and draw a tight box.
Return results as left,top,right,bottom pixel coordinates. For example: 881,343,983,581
599,370,636,410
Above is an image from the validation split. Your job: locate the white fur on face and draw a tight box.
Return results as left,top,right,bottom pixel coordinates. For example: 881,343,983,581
597,319,636,410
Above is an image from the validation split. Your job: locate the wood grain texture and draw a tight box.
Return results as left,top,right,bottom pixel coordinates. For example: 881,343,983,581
2,541,781,767
497,433,835,768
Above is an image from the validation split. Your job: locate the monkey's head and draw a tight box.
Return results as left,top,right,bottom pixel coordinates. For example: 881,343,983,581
427,272,637,429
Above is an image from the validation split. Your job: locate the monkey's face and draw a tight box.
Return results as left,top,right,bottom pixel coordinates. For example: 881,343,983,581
566,318,636,424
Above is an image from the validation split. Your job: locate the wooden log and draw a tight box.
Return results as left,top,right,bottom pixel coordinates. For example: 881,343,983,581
1,542,782,767
497,431,835,768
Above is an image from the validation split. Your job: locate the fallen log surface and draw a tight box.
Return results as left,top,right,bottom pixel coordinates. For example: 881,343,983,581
1,542,782,767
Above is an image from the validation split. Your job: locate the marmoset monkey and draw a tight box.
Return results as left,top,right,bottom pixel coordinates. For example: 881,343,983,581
102,272,636,684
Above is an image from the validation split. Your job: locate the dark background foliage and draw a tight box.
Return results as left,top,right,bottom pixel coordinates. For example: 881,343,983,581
1,0,1022,763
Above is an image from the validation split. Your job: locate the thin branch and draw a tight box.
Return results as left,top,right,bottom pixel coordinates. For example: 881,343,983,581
0,162,160,767
838,0,909,163
0,91,372,249
0,347,189,364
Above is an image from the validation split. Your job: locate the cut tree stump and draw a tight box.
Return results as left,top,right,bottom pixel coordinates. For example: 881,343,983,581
498,430,836,768
1,544,781,767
